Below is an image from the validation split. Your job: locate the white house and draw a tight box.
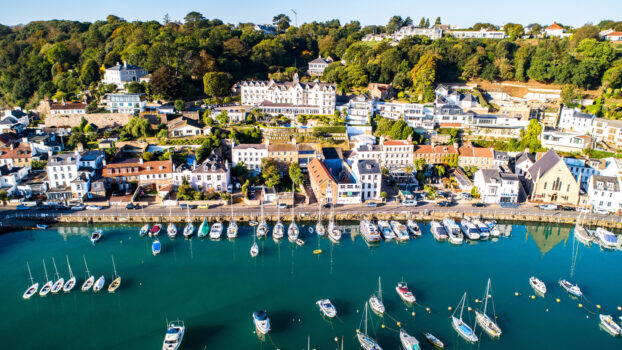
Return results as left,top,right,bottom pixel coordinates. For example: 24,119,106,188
587,175,621,213
46,150,104,200
50,102,87,115
351,159,382,202
514,151,535,177
448,29,506,39
351,144,382,164
602,31,622,42
231,143,268,175
167,118,205,138
544,23,569,38
47,151,80,190
473,168,520,204
558,107,595,131
308,57,331,76
540,130,593,153
0,165,30,196
381,138,414,169
173,158,230,192
102,93,147,114
601,157,622,179
591,118,622,150
239,74,336,116
102,61,148,88
394,26,443,40
342,95,373,126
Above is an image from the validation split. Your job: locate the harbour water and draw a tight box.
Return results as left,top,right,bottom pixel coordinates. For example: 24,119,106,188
1,222,621,349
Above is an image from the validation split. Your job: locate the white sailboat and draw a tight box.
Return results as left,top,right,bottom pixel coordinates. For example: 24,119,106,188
273,200,285,240
451,292,479,343
22,262,39,299
167,208,177,238
81,255,95,292
250,226,259,258
356,303,382,350
50,257,64,294
62,256,76,292
315,203,325,236
288,188,299,242
108,255,121,293
257,200,268,238
183,206,194,238
39,259,52,297
93,274,105,292
475,279,502,338
327,203,342,242
227,196,238,239
369,276,385,315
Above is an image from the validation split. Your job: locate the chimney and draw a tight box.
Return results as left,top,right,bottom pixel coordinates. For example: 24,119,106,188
102,158,107,166
139,157,144,164
264,139,270,147
123,60,127,68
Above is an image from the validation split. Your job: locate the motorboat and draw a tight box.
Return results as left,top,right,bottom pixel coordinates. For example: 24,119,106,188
227,221,239,239
472,219,490,239
390,221,410,242
360,220,381,243
357,303,382,350
327,221,342,242
600,314,622,336
460,219,480,240
183,222,194,238
108,256,121,293
595,227,619,249
81,256,94,291
90,229,102,243
407,219,421,237
50,257,64,294
451,292,479,343
36,224,49,229
529,277,547,295
93,275,105,292
369,277,385,315
198,219,209,238
424,333,444,349
430,221,448,241
253,311,271,335
22,262,38,299
273,221,285,240
574,223,593,246
139,224,149,237
559,279,582,298
442,218,463,244
62,256,76,292
475,279,502,338
152,239,162,255
167,222,177,238
162,320,185,350
209,222,223,240
400,329,421,350
316,299,337,318
149,224,162,237
396,280,416,304
378,220,395,240
288,222,299,242
315,222,326,236
486,220,500,237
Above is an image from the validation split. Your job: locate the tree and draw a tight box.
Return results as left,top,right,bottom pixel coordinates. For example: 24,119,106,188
424,184,437,199
389,120,414,140
216,111,229,125
410,54,437,101
157,129,168,140
414,158,427,172
435,17,441,25
272,14,291,33
174,100,184,112
289,162,304,188
241,179,250,199
203,72,232,97
232,163,249,181
261,159,281,188
31,160,47,170
380,191,388,200
435,164,446,178
470,186,481,199
462,55,483,80
80,59,100,86
149,66,180,100
386,16,405,34
84,124,95,133
523,119,543,151
124,117,151,138
561,85,581,105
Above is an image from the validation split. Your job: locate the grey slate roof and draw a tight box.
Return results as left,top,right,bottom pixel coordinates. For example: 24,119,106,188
591,175,620,192
527,149,561,179
106,63,144,71
355,159,381,175
516,151,535,165
309,57,329,64
49,153,79,166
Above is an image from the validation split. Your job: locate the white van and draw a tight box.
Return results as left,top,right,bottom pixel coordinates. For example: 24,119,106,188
402,199,418,206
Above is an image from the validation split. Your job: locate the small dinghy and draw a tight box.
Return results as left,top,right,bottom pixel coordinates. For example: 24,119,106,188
295,238,305,246
424,333,444,349
90,229,102,243
396,280,416,304
316,299,337,318
253,311,271,335
152,239,162,255
559,279,582,298
93,275,105,292
400,329,421,350
600,314,622,336
529,277,547,295
36,224,48,229
139,224,149,237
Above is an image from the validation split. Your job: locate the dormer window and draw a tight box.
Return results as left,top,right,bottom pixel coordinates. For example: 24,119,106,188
597,181,604,190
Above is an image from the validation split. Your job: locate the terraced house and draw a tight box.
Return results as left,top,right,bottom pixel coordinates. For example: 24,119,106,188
414,144,459,165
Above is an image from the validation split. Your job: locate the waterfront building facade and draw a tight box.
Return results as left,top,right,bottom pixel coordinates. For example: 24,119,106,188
587,175,622,213
231,143,268,175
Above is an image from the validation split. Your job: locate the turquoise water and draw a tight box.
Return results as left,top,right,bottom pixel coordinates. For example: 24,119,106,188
1,222,621,349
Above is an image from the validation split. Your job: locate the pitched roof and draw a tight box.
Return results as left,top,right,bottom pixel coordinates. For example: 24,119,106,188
233,144,267,150
546,23,563,30
355,159,381,175
309,57,329,64
605,31,622,37
0,145,33,159
50,103,87,111
383,139,412,147
590,175,620,192
103,160,173,177
459,146,493,158
268,143,297,152
415,145,458,155
528,149,561,179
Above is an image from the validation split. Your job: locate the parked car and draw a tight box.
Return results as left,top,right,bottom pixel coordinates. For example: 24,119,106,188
86,205,102,210
577,207,591,213
322,203,332,209
198,203,209,209
179,204,188,210
593,209,609,215
539,204,558,210
461,193,472,200
277,203,288,209
365,202,378,207
227,184,233,193
436,201,451,207
70,204,86,211
402,199,417,206
561,206,575,211
472,202,486,207
16,204,30,210
126,203,138,210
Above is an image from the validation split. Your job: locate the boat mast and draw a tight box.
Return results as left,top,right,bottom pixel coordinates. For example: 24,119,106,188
42,259,49,282
83,255,91,278
483,279,490,315
364,303,368,335
291,183,295,223
66,256,74,279
260,199,263,222
111,256,118,278
378,276,382,301
459,293,466,320
27,261,34,285
51,257,60,280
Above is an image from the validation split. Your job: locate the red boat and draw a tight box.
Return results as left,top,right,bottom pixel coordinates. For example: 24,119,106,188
149,224,162,237
396,281,416,304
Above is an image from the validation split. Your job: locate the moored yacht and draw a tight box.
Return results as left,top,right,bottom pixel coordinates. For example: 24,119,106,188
93,275,105,292
486,220,500,237
396,280,416,304
451,292,478,343
198,219,209,238
273,221,285,240
167,223,177,238
390,221,410,242
369,277,385,315
139,224,149,237
162,320,185,350
183,222,194,238
227,220,239,239
595,227,619,250
471,219,489,239
288,221,299,242
430,221,448,241
316,299,337,318
209,222,223,240
442,218,463,244
62,256,76,293
559,279,582,298
424,333,444,349
22,262,38,299
475,279,502,338
400,329,421,350
357,303,382,350
378,220,395,240
360,220,381,243
149,223,162,237
327,221,342,242
81,256,94,292
50,257,64,294
460,219,480,240
253,311,271,335
90,229,102,244
406,219,421,237
152,239,162,255
600,314,622,336
529,277,547,295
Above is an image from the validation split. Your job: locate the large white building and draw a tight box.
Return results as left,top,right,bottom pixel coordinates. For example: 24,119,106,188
540,129,594,153
352,159,382,202
102,93,147,114
473,168,520,204
448,29,506,39
238,74,336,116
102,61,148,88
558,107,595,131
587,175,621,213
46,150,104,200
393,26,443,40
173,158,230,192
231,143,268,175
381,138,414,169
307,57,331,76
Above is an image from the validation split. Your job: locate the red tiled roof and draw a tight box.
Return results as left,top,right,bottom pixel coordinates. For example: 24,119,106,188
50,103,87,110
605,31,622,37
415,145,458,155
0,146,33,159
546,23,563,30
458,146,493,158
103,160,172,177
383,140,412,146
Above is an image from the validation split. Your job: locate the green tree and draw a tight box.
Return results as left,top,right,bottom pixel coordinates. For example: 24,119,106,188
30,160,47,170
174,99,184,111
216,111,230,125
414,158,427,171
261,159,281,188
470,186,481,199
149,66,180,100
561,85,581,105
241,179,250,199
80,59,100,86
272,14,291,33
410,54,437,101
435,164,446,178
523,119,543,151
124,117,151,138
203,72,232,97
289,162,304,187
434,17,441,25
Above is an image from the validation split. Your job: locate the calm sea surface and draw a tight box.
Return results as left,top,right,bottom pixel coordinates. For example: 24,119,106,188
0,221,620,350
